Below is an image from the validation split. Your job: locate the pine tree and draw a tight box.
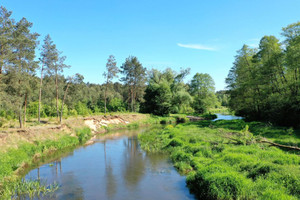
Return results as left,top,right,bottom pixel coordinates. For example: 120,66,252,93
120,56,146,112
103,55,119,114
6,17,39,128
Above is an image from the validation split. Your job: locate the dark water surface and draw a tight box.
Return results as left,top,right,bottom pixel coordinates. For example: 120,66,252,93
25,127,196,200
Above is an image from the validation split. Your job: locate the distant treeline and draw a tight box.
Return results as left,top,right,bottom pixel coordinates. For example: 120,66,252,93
226,22,300,127
0,6,223,128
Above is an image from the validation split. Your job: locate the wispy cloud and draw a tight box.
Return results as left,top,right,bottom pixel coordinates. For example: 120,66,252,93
177,43,217,51
248,38,260,42
248,43,259,48
247,38,260,48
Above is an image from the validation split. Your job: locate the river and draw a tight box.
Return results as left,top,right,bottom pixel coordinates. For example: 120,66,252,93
24,114,241,199
25,127,195,200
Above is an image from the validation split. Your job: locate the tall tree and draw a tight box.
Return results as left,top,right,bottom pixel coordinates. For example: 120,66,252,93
103,55,119,114
48,51,69,121
0,7,14,108
6,17,39,128
120,56,146,112
38,34,58,123
226,23,300,126
189,73,217,113
60,74,75,124
171,68,192,113
142,68,193,115
282,22,300,97
0,6,14,76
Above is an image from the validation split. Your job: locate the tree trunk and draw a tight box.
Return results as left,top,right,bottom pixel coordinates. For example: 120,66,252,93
24,93,27,127
38,65,44,123
19,107,23,128
133,84,136,112
104,78,109,114
55,70,59,121
131,86,134,112
0,45,3,75
60,77,72,124
104,87,107,114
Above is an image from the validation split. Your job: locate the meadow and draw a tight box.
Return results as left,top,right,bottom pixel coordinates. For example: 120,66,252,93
139,119,300,199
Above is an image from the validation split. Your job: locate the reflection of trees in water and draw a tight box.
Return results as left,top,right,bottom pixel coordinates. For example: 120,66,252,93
122,136,146,188
57,171,84,200
145,153,170,173
104,141,117,199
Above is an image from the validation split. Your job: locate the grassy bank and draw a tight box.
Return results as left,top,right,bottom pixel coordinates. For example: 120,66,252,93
138,119,300,200
0,113,180,199
0,127,91,199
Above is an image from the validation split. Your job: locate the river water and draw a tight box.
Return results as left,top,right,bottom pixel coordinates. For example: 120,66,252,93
213,113,243,121
25,127,195,200
24,114,242,199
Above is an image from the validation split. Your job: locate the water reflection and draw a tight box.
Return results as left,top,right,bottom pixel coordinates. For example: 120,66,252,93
122,136,145,188
25,127,195,200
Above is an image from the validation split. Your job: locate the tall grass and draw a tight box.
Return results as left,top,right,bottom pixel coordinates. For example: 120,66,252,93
138,120,300,199
0,127,92,198
0,178,59,200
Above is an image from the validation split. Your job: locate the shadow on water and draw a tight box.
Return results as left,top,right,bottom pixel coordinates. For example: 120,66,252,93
25,126,195,200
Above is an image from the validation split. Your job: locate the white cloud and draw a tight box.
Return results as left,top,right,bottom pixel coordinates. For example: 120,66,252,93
248,43,259,48
248,38,260,42
177,43,217,51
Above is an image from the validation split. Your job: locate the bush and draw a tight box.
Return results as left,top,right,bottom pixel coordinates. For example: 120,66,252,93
176,117,189,123
108,98,126,112
76,127,92,144
75,102,89,116
202,113,218,120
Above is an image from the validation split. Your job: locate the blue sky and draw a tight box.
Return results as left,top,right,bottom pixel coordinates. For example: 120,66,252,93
2,0,300,90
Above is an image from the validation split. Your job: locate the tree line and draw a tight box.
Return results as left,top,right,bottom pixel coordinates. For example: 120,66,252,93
0,6,220,128
226,22,300,127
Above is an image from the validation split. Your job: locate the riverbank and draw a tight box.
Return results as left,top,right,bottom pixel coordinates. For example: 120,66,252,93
138,119,300,199
0,113,168,198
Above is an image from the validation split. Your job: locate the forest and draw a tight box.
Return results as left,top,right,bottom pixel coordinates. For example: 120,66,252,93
226,22,300,127
0,6,222,128
2,3,300,128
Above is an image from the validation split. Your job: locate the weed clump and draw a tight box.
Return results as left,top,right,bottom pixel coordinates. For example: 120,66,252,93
76,127,92,144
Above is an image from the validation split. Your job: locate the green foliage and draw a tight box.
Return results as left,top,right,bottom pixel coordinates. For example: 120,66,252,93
76,127,92,144
0,178,59,200
201,113,217,120
189,73,218,114
75,101,90,116
141,68,194,116
108,98,126,112
139,119,300,199
120,56,146,112
0,128,93,182
226,23,300,127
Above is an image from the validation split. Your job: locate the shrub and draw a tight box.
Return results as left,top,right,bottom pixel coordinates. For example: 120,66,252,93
108,98,126,112
76,127,92,144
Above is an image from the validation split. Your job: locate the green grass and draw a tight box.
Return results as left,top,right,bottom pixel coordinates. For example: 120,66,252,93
138,120,300,200
0,127,92,199
0,178,59,200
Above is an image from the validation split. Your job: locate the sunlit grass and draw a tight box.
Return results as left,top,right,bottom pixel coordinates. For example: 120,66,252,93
138,120,300,199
